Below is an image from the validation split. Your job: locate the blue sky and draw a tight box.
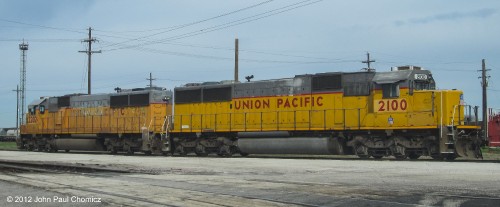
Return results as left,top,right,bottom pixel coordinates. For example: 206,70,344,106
0,0,499,127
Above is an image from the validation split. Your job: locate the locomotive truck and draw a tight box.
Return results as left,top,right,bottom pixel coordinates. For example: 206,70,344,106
18,66,483,160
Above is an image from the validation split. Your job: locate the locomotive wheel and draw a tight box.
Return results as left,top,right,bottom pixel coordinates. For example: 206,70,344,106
394,154,407,160
45,145,57,153
354,144,369,159
195,144,208,157
108,147,118,155
175,146,188,156
408,153,420,160
144,151,153,156
195,151,208,157
218,145,233,157
126,149,135,156
372,155,383,159
445,154,457,161
65,149,70,153
357,154,370,159
240,152,249,157
431,154,443,160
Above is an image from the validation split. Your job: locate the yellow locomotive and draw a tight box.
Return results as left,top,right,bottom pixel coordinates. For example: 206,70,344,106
171,66,482,159
19,87,172,155
19,65,482,160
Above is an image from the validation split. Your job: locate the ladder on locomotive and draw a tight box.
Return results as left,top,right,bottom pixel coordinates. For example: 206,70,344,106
161,116,172,148
442,105,460,154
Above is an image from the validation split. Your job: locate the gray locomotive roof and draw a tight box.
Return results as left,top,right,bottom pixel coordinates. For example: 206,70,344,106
372,70,413,84
28,98,46,107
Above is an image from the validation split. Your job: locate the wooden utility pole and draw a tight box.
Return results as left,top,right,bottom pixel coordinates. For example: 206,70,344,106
480,59,490,141
234,38,239,82
147,72,156,88
12,85,20,138
79,27,101,95
362,52,375,72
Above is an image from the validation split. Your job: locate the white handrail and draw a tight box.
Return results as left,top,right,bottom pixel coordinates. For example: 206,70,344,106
161,115,170,136
440,91,443,137
451,105,458,127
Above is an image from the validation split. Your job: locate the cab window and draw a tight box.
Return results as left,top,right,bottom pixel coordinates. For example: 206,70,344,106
382,83,399,98
29,107,36,115
39,105,45,114
414,80,435,90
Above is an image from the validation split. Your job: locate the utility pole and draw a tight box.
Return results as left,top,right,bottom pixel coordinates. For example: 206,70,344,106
362,52,375,72
19,41,28,125
79,27,101,95
12,85,20,138
147,72,156,88
234,38,239,82
479,59,490,141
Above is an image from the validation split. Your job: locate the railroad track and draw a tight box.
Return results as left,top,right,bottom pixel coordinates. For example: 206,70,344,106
1,159,500,207
9,149,500,164
247,154,500,163
0,160,315,206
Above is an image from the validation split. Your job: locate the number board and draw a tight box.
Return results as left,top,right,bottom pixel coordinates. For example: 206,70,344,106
414,74,428,80
375,99,408,113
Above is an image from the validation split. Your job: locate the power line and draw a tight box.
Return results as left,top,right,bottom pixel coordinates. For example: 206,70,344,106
0,18,85,34
0,38,80,42
104,0,323,52
101,0,275,48
101,38,347,62
128,45,357,64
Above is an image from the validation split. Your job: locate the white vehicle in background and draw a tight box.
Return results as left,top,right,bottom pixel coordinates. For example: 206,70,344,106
1,129,18,141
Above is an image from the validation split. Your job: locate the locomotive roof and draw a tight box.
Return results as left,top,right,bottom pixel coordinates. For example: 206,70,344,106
177,67,431,89
28,98,47,107
372,70,413,84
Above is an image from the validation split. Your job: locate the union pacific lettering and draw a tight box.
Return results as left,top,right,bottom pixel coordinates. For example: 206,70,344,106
234,96,323,110
234,99,270,110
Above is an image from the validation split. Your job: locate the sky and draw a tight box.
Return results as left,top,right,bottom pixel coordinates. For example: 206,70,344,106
0,0,499,127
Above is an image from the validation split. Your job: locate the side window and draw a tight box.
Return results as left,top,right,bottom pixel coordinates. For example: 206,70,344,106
382,83,399,98
30,107,37,115
39,105,45,114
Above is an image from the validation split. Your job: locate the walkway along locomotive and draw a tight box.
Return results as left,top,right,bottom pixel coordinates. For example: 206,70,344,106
19,66,483,159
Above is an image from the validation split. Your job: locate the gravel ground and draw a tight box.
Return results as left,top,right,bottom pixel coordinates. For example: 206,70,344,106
0,151,499,207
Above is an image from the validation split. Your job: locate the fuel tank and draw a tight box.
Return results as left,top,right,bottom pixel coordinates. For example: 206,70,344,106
53,138,106,151
237,132,344,155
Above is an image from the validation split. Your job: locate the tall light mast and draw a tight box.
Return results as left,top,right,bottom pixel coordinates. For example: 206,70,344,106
19,41,28,125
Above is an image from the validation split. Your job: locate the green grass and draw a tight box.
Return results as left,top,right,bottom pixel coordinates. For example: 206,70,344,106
482,147,500,154
0,142,18,150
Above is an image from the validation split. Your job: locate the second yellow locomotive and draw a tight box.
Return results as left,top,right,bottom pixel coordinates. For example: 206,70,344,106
171,66,482,159
19,87,172,155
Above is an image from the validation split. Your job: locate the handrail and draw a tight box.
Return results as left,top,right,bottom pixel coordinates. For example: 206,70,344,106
451,105,458,127
161,115,170,136
451,104,479,126
24,113,167,135
173,107,366,132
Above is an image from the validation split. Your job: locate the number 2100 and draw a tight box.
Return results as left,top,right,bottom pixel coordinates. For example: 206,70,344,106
377,99,407,112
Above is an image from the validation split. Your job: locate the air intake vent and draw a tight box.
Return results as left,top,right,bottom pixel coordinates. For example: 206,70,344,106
394,65,422,71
